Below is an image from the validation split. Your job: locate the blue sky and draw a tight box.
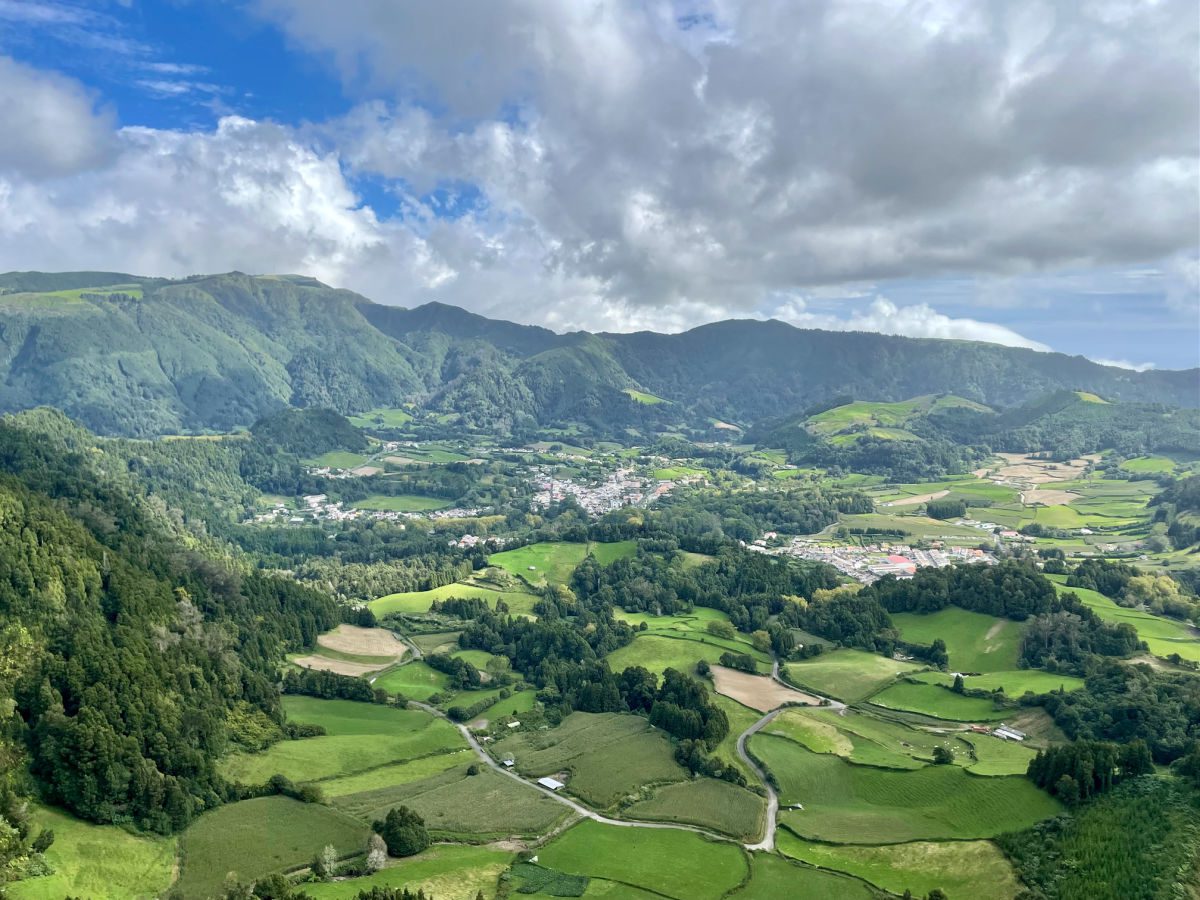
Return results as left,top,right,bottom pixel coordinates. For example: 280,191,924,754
0,0,1196,370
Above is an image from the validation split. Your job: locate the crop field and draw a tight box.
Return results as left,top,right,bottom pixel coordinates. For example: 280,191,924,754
728,852,877,899
332,765,569,840
869,681,1010,721
493,712,688,808
777,831,1020,900
176,796,369,899
353,494,450,511
348,407,413,428
409,631,462,655
763,706,966,770
911,668,1085,696
625,777,766,840
1050,578,1200,662
371,661,454,700
221,698,464,784
783,649,923,702
7,806,175,900
606,633,765,676
489,540,636,585
709,665,818,711
318,752,473,797
537,820,749,900
303,845,514,899
891,608,1022,673
754,735,1060,843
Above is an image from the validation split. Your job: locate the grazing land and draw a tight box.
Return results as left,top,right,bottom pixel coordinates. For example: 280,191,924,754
371,661,455,700
624,388,668,404
221,697,465,785
709,664,819,711
352,494,450,512
911,668,1085,696
891,608,1023,673
754,734,1060,843
488,541,639,585
6,806,176,900
764,706,966,770
868,680,1011,721
302,845,514,899
537,820,749,900
777,831,1020,900
332,765,569,840
175,796,368,899
607,633,767,677
347,407,414,428
783,649,924,702
1050,577,1200,663
728,852,877,899
491,712,688,808
624,777,766,840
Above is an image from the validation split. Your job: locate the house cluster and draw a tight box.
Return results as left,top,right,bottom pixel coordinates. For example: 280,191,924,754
757,537,997,584
954,518,1036,541
248,495,484,527
530,467,669,516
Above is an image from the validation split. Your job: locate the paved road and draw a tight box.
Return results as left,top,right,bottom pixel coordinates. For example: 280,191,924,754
736,708,783,851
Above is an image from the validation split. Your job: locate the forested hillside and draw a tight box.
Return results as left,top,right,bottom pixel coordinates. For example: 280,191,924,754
0,271,1195,438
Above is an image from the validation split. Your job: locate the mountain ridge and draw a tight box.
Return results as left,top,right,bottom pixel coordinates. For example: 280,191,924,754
0,270,1195,437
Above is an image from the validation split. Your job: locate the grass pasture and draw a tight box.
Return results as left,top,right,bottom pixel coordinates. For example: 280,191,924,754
754,734,1060,843
625,777,766,840
371,661,454,701
304,450,370,469
491,712,688,809
624,388,667,405
537,820,749,900
1050,578,1200,663
176,796,368,899
763,706,967,771
783,649,923,702
7,806,175,900
302,845,513,899
353,494,450,512
371,579,540,618
869,681,1010,722
221,697,464,785
332,765,568,841
777,832,1020,900
489,540,637,586
911,668,1085,696
606,633,765,677
891,608,1022,673
348,407,413,429
728,852,877,899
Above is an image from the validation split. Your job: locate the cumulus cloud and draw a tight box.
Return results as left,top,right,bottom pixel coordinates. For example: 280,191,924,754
1089,358,1157,373
0,56,116,177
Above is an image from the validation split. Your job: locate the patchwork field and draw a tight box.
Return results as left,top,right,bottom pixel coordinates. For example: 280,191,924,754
869,681,1010,721
783,649,924,702
302,845,514,899
754,734,1060,843
777,831,1020,900
7,806,176,900
613,608,772,668
537,820,749,900
890,608,1023,673
332,764,569,840
727,852,877,899
491,712,687,808
624,776,766,840
176,796,369,899
293,624,409,676
220,697,465,785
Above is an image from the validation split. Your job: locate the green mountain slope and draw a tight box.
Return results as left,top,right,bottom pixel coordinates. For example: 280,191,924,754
0,271,1195,437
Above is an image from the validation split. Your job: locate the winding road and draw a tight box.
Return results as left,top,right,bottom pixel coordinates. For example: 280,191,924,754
406,651,838,851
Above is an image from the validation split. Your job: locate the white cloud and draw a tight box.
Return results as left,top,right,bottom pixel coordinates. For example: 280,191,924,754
1089,358,1157,372
0,56,116,178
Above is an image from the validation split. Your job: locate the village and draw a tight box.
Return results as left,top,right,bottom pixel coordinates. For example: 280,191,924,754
529,466,674,516
751,534,999,584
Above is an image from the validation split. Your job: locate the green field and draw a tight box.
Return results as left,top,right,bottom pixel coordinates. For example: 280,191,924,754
783,649,923,702
489,541,637,586
624,777,766,840
353,494,450,512
348,407,414,428
176,796,369,898
332,764,568,840
303,844,513,899
7,806,176,900
492,712,688,808
763,706,967,771
221,697,465,784
960,733,1040,776
869,681,1010,721
371,661,454,701
833,512,992,542
305,450,371,469
728,852,877,899
911,668,1085,696
1119,455,1176,473
1050,577,1200,662
538,820,749,900
371,579,540,618
711,694,761,778
624,388,667,405
610,609,771,672
653,466,706,480
319,752,472,797
755,735,1060,843
777,831,1020,900
891,608,1023,673
606,633,766,676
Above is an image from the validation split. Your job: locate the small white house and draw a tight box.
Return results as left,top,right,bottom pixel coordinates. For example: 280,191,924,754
507,721,521,729
502,758,515,768
538,777,565,791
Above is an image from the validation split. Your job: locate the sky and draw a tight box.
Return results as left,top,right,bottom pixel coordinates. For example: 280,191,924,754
0,1,1197,370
